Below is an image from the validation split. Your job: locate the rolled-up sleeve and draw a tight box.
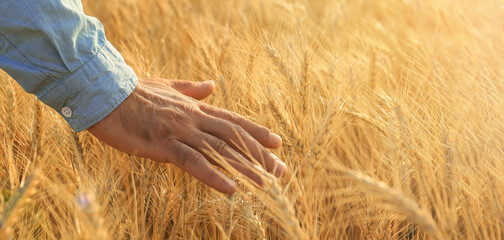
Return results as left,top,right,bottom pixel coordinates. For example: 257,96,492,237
0,0,138,132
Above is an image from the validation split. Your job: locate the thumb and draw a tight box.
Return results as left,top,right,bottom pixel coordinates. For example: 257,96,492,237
168,80,215,100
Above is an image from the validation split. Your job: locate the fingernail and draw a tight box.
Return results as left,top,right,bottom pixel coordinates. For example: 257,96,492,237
204,80,215,86
269,132,282,146
226,180,237,193
275,160,287,177
270,153,287,177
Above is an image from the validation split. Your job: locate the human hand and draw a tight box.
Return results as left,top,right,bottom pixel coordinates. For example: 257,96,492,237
87,78,287,194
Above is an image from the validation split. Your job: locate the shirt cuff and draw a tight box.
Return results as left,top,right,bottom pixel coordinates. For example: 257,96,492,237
37,41,138,132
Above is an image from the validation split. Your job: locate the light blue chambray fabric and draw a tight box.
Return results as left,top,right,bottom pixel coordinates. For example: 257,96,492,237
0,0,138,132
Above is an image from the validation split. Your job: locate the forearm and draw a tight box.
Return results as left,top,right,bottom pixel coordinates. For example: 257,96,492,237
0,0,137,131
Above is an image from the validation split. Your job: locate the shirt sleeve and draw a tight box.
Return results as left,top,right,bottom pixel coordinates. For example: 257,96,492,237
0,0,138,132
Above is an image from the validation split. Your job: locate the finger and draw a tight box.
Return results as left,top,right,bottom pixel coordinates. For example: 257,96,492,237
200,117,287,177
168,80,215,100
199,104,282,149
182,131,265,186
149,139,237,194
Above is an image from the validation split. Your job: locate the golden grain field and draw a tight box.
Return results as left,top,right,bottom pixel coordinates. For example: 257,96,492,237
1,0,504,239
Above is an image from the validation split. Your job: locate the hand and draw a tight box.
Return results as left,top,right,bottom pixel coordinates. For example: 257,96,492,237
87,78,287,194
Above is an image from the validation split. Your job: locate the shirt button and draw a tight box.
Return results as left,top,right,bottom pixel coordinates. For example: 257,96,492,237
61,106,72,118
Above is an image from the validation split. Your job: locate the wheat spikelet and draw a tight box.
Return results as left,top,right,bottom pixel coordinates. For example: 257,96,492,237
32,99,42,162
310,100,346,164
246,51,257,77
332,166,442,239
201,142,307,240
200,45,219,79
264,44,296,85
0,169,40,233
76,188,107,240
369,49,376,89
341,109,385,135
300,51,311,121
20,98,42,187
266,88,302,152
224,194,235,239
5,85,18,191
69,129,85,189
218,38,231,71
241,204,266,240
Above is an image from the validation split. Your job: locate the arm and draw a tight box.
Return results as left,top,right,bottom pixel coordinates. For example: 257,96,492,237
0,0,137,132
0,0,286,194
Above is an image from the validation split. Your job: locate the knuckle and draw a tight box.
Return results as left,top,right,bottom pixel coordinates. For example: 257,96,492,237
194,109,207,118
191,105,207,119
159,136,178,146
231,124,246,135
155,127,177,142
222,110,240,123
182,103,200,114
204,168,217,180
230,112,242,125
260,147,271,158
231,124,255,144
178,150,201,168
213,139,228,153
153,121,168,133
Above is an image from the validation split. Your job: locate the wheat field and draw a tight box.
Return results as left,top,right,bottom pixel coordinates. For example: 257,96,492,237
1,0,504,239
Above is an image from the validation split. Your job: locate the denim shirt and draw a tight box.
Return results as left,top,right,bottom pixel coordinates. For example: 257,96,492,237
0,0,138,132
